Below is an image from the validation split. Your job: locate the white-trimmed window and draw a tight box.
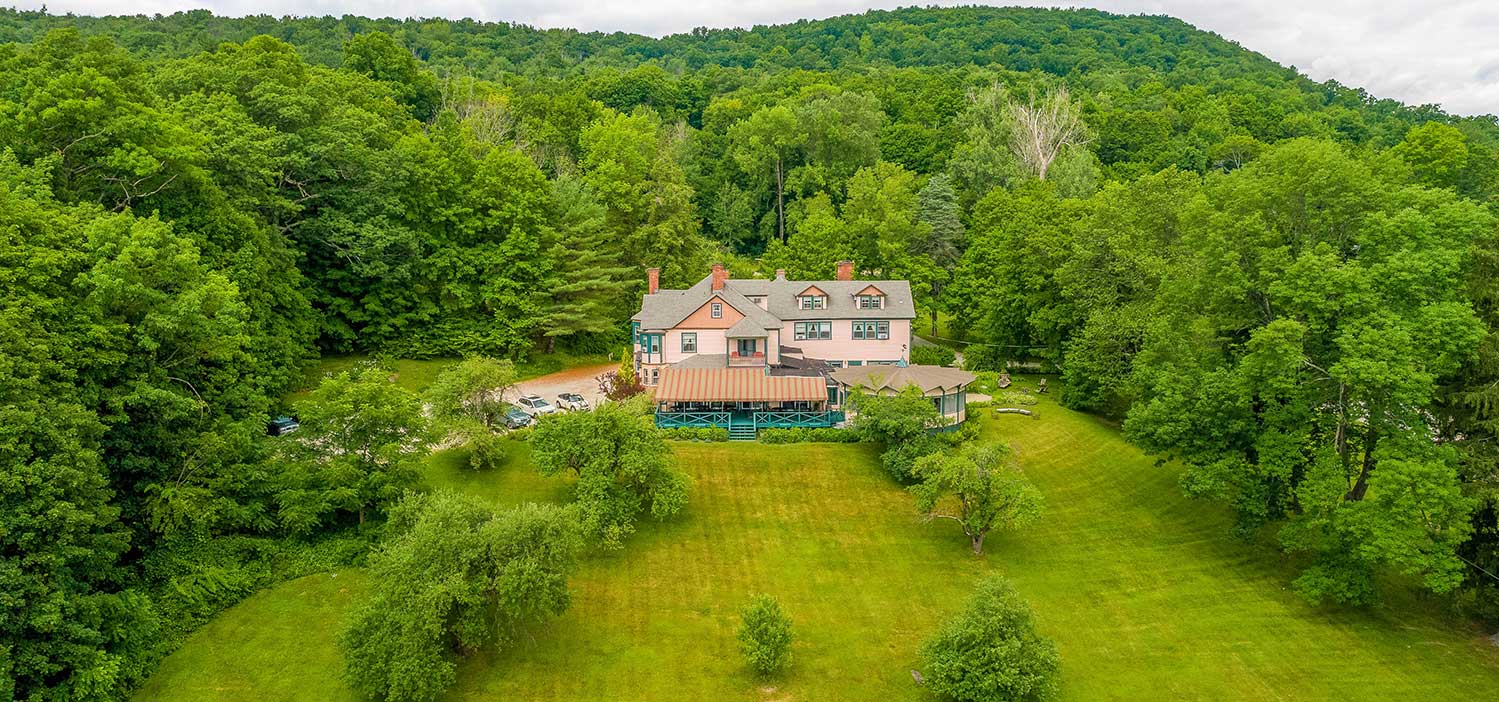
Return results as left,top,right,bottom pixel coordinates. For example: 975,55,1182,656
852,320,890,340
856,294,884,309
794,321,832,340
681,332,697,353
798,295,826,310
711,302,723,318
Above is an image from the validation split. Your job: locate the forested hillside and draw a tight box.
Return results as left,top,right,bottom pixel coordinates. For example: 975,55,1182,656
2,6,1498,701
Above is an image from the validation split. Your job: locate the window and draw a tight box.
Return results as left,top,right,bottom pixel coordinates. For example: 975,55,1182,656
856,294,884,309
852,320,890,340
798,295,826,310
651,368,659,385
793,321,831,340
681,332,697,353
710,302,723,319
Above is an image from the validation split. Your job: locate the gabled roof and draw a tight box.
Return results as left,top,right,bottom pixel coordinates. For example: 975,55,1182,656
725,317,766,338
855,284,886,296
726,277,916,320
796,284,828,297
634,271,918,330
831,365,976,394
633,277,781,331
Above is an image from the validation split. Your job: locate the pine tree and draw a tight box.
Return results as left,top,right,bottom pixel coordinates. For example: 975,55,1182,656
539,178,636,352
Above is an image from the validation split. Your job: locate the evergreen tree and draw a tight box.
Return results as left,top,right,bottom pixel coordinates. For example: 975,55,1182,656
538,177,636,351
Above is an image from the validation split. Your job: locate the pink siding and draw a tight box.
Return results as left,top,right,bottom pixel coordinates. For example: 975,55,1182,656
662,329,728,364
782,319,910,364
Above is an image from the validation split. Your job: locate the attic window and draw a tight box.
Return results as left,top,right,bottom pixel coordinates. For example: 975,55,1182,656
798,295,826,310
711,302,723,318
855,294,884,310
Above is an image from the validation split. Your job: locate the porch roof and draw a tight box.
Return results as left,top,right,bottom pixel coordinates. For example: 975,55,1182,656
656,367,826,403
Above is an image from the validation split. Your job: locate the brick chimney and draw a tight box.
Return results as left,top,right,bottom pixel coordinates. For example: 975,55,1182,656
710,262,728,291
774,268,787,280
646,267,660,295
835,260,854,281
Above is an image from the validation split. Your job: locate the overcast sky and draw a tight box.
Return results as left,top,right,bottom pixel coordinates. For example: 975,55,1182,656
10,1,1498,116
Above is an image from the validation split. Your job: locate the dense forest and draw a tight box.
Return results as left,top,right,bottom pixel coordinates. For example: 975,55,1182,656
2,5,1498,701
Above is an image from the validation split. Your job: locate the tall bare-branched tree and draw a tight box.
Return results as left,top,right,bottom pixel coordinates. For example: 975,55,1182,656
1007,86,1089,181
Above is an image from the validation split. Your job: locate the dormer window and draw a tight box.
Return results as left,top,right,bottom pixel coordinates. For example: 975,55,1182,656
856,294,884,309
797,285,828,310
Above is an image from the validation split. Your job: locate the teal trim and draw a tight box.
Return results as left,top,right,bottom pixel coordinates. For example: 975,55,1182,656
656,411,731,428
655,409,843,432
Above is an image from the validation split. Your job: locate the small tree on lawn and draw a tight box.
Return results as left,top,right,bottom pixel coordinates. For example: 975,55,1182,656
911,443,1043,555
920,575,1059,702
738,594,793,676
340,491,580,702
850,386,946,481
530,401,688,548
425,356,517,429
277,363,429,531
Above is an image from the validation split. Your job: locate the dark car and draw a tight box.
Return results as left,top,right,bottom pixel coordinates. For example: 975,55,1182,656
502,406,533,430
267,415,299,436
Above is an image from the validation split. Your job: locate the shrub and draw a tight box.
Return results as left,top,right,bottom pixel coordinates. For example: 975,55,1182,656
920,576,1059,702
911,344,957,366
738,594,793,676
660,427,729,441
467,430,507,470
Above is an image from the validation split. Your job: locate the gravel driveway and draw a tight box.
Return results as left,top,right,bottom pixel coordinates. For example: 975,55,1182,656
508,363,617,408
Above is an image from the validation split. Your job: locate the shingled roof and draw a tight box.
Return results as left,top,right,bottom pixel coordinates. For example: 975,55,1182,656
633,270,916,331
830,365,976,395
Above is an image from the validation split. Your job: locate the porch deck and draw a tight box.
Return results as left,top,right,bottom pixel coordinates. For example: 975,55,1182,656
655,409,845,437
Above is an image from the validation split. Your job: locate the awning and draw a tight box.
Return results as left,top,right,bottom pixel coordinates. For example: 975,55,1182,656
657,368,826,403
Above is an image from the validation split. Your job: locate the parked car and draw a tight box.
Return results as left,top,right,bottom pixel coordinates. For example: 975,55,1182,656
556,392,590,411
266,415,299,436
515,394,558,417
502,406,533,429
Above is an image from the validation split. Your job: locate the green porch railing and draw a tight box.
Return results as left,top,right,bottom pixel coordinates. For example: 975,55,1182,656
751,410,844,428
655,411,731,428
655,410,846,431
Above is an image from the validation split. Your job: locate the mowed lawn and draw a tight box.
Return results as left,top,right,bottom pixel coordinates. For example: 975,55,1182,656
139,393,1499,701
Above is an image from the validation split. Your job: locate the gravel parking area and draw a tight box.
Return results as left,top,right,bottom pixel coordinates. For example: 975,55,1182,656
508,362,616,408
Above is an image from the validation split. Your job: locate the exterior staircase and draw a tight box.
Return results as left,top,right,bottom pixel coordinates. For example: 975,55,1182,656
727,421,757,441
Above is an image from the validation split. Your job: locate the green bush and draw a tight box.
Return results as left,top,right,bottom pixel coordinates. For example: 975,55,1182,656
660,427,730,441
911,344,958,366
920,575,1060,701
738,594,793,676
467,431,507,470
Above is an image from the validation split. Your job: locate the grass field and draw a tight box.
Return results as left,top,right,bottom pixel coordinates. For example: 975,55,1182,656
138,390,1499,701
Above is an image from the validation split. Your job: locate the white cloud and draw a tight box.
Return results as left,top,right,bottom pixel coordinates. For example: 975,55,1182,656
9,0,1497,115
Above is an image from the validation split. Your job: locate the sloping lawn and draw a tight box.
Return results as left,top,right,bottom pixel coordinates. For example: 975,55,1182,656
137,395,1499,701
134,570,368,702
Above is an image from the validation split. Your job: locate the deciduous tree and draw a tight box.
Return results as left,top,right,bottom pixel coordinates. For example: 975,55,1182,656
911,443,1043,554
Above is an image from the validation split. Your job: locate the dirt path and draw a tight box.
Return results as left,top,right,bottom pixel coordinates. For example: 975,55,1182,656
509,363,617,407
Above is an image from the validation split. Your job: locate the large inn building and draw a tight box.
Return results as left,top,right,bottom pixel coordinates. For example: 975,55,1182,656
631,262,975,439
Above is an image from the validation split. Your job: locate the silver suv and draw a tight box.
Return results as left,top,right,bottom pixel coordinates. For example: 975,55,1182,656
515,394,558,417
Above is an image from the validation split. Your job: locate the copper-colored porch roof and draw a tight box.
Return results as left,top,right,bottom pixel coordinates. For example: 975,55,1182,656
656,368,826,403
